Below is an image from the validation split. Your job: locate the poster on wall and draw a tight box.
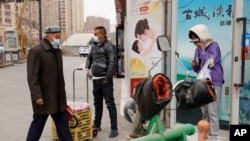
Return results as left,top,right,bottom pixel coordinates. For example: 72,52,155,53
177,0,233,122
128,0,165,96
4,30,18,50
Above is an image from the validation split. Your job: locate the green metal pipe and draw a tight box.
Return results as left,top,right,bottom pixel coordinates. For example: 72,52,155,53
131,124,195,141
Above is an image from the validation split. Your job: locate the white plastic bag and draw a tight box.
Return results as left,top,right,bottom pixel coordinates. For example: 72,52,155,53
197,60,211,80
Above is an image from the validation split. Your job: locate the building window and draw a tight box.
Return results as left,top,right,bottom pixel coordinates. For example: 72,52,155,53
5,11,11,17
4,4,10,9
5,18,11,24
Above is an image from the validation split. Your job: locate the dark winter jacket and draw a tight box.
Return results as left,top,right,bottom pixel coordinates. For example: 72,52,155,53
27,38,67,114
85,40,117,80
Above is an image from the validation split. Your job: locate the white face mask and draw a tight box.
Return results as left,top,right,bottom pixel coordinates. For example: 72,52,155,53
51,38,60,49
93,36,99,43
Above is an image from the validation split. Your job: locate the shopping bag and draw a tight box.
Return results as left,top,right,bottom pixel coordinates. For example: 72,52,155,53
197,60,211,80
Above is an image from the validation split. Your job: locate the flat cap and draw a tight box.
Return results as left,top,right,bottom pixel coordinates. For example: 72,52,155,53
44,25,61,34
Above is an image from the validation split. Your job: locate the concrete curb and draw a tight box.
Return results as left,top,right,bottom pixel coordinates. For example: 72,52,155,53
0,60,26,68
0,62,14,68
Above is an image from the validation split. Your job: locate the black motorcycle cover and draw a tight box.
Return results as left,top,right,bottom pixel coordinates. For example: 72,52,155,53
133,73,172,121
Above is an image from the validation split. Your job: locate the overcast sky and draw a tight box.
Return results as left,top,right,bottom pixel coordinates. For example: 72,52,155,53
84,0,117,25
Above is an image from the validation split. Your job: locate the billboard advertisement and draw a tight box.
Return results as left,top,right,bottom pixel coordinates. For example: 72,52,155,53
127,0,165,96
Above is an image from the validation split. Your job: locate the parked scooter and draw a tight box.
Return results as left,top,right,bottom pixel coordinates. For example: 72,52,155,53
124,35,196,141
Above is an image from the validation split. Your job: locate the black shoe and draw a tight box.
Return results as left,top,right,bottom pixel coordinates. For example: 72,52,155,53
109,129,118,138
92,125,101,131
127,134,140,139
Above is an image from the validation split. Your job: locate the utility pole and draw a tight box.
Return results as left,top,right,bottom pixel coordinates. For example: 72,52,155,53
39,0,42,40
28,0,31,46
15,0,17,26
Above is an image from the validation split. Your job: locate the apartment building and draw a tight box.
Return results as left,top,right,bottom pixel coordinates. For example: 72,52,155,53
58,0,84,40
83,16,111,35
0,0,84,43
0,2,18,43
0,0,58,44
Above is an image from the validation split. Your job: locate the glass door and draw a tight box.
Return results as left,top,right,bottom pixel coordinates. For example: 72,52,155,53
238,0,250,125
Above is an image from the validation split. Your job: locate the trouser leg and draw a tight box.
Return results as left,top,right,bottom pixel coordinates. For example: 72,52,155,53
51,111,73,141
26,114,48,141
102,79,118,130
201,105,209,120
93,79,104,127
208,86,222,139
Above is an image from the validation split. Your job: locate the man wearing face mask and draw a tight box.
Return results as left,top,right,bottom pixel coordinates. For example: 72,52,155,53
26,25,72,141
85,26,118,138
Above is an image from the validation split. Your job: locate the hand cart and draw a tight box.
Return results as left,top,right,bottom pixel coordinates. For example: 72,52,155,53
51,65,98,140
